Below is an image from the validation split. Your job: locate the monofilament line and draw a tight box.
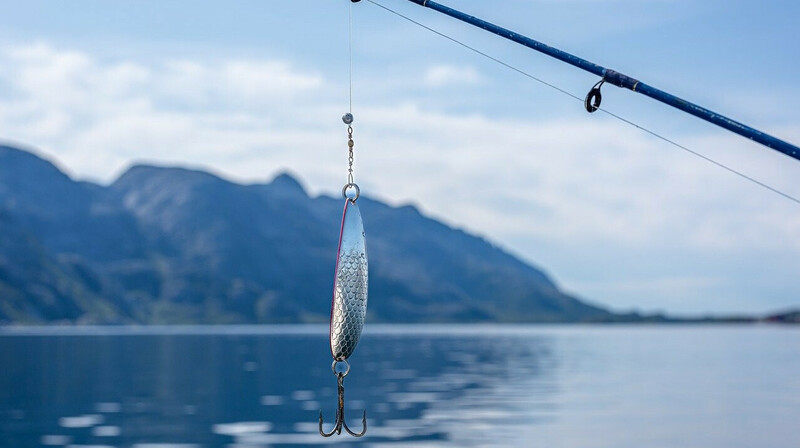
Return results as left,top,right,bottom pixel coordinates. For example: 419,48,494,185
349,1,353,114
364,0,800,206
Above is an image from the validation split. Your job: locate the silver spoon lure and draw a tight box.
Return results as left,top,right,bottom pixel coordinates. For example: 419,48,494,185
319,113,368,438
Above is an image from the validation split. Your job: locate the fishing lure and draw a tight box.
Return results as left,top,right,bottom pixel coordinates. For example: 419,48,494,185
319,112,368,437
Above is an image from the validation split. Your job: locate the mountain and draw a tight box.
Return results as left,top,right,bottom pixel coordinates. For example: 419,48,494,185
763,309,800,324
0,144,611,324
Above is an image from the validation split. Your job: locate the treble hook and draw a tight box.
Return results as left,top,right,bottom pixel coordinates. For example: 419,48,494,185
319,369,367,437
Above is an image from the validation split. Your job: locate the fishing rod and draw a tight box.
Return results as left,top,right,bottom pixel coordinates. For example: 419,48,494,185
352,0,800,163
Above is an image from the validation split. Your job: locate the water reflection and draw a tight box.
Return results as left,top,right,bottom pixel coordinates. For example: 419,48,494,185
0,326,556,447
2,325,798,447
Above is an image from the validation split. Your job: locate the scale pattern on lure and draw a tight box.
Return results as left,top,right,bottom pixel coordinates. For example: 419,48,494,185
330,198,368,361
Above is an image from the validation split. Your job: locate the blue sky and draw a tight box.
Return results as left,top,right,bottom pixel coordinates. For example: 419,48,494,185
0,0,798,315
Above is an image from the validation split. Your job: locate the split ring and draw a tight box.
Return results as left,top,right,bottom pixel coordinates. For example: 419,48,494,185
342,183,360,202
332,359,350,377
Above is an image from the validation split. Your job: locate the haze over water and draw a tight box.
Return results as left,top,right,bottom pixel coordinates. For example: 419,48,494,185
1,325,798,447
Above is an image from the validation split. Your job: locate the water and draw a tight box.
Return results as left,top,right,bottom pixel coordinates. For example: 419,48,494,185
0,325,798,448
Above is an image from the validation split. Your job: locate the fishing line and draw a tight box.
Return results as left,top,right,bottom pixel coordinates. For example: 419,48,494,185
349,0,354,113
365,0,800,206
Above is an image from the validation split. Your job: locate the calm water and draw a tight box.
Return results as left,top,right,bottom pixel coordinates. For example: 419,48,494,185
0,325,798,448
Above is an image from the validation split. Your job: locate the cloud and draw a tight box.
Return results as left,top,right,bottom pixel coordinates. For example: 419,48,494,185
0,42,798,314
357,102,800,247
0,42,331,179
423,64,482,87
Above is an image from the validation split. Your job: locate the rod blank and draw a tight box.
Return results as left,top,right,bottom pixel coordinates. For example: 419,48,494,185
404,0,800,162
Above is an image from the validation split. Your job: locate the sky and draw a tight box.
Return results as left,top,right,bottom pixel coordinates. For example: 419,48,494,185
0,0,798,316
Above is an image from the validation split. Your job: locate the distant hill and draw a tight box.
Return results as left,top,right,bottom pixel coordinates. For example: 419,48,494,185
763,310,800,324
0,144,612,324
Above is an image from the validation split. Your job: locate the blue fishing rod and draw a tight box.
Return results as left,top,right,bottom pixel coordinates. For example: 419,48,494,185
353,0,800,163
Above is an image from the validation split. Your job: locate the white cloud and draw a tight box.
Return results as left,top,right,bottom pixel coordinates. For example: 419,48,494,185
423,64,482,87
0,42,798,314
0,42,331,179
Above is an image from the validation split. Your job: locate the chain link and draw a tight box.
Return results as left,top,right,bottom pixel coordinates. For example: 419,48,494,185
347,125,355,185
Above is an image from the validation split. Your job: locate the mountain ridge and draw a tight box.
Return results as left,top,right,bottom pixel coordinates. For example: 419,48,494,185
0,144,612,324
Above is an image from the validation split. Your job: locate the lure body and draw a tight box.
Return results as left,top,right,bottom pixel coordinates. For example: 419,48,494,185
329,198,368,361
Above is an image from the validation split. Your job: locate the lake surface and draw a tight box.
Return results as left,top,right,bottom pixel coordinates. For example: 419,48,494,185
0,325,798,448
